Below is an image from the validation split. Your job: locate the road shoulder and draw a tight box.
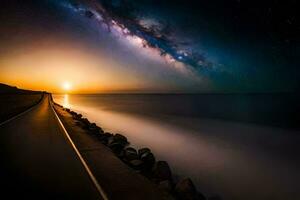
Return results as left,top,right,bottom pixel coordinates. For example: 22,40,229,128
53,104,172,200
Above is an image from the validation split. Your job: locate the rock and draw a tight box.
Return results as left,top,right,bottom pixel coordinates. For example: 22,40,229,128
90,123,97,127
138,147,151,157
98,127,104,134
80,118,90,129
82,118,90,124
70,111,76,115
73,113,82,120
129,159,144,170
107,134,128,153
158,180,173,192
114,134,127,142
103,132,113,138
153,161,173,182
66,108,70,112
109,142,126,154
88,123,101,134
123,147,138,161
140,152,155,170
109,134,129,146
175,178,206,200
97,132,112,145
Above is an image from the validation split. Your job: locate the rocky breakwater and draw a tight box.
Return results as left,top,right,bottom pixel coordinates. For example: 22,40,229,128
55,103,221,200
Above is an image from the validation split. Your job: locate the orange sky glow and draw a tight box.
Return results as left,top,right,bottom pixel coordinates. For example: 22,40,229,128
0,38,164,94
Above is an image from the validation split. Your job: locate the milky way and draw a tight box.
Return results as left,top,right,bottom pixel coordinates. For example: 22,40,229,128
55,0,299,92
0,0,298,92
57,0,237,87
60,0,215,72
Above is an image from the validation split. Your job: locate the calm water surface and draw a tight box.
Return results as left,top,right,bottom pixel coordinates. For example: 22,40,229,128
53,94,300,200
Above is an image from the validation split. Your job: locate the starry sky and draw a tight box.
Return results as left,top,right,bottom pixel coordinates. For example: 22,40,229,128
0,0,298,93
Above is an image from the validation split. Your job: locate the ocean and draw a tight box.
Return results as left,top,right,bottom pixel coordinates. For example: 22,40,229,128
53,93,300,200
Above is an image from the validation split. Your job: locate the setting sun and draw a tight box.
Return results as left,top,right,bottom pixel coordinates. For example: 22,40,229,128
62,82,72,91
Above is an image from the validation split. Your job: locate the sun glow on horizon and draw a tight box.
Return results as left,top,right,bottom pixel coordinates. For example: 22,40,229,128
0,37,189,94
62,82,72,92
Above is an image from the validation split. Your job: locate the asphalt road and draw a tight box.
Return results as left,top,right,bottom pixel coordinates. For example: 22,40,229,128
0,94,102,199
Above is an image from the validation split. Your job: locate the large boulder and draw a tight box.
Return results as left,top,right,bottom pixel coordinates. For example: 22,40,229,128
140,152,155,170
109,134,129,146
114,134,128,142
153,161,173,183
98,127,104,134
174,178,206,200
72,114,78,119
123,147,138,161
70,111,76,115
90,123,97,128
80,118,90,129
108,142,125,154
74,114,82,120
97,132,112,145
88,123,104,135
138,147,151,157
108,134,128,154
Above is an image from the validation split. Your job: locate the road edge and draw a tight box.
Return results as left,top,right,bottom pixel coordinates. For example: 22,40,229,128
0,93,45,127
49,94,109,200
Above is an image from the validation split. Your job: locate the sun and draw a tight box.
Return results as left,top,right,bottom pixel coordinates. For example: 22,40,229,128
62,82,72,91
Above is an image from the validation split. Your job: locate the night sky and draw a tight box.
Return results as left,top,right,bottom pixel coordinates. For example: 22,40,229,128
0,0,298,93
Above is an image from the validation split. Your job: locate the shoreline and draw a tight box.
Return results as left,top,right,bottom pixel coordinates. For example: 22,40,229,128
52,100,215,200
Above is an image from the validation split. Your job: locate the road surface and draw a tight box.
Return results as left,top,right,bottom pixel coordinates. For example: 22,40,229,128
0,94,102,199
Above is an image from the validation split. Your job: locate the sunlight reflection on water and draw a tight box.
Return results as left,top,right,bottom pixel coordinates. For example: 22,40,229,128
63,94,70,108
